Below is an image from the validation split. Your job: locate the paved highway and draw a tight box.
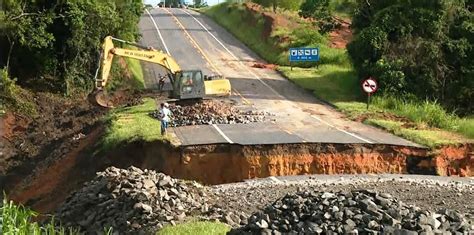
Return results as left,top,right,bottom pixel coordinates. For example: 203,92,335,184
138,8,419,147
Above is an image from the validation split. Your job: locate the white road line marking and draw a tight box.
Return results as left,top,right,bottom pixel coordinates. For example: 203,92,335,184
180,9,284,98
212,124,234,144
164,8,222,75
269,176,283,183
145,8,171,55
180,9,239,60
310,115,373,144
181,9,375,145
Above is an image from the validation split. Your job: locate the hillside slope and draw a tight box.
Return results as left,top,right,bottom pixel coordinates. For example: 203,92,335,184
203,2,473,147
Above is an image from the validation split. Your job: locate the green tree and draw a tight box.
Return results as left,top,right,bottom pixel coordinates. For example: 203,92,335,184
348,0,473,114
0,0,144,94
252,0,303,12
299,0,337,33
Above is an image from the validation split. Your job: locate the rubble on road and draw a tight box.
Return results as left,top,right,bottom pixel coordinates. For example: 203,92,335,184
150,100,273,127
55,166,211,233
54,168,474,234
231,190,474,234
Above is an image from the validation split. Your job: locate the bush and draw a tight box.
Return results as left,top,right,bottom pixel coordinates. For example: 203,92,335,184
0,68,35,114
0,68,16,101
348,0,473,115
0,0,143,95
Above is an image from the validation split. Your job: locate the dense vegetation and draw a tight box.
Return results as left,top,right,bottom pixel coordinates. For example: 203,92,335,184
250,0,304,11
348,0,473,115
0,0,143,95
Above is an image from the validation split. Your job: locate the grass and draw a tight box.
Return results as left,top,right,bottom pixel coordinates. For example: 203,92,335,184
125,57,145,89
204,3,285,65
203,2,473,147
1,197,80,234
1,197,230,234
279,65,360,102
366,119,466,148
334,99,474,147
371,97,470,133
100,98,165,151
458,118,474,139
124,45,145,90
371,97,474,140
204,3,351,68
157,221,230,235
1,68,37,115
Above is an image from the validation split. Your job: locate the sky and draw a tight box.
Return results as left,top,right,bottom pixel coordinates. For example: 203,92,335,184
144,0,223,6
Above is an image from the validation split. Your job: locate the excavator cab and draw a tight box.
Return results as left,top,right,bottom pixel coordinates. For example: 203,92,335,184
171,70,205,99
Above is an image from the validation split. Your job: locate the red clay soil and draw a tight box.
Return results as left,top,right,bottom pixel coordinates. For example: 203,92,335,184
329,18,353,49
242,2,353,50
7,138,474,214
158,143,473,184
431,144,474,177
1,92,107,203
8,127,105,213
252,62,278,70
0,112,29,169
244,2,298,39
160,144,431,185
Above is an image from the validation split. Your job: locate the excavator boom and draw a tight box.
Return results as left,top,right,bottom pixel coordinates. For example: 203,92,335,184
96,36,181,89
91,36,231,107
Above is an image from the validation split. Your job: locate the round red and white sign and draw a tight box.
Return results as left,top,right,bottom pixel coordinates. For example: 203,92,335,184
362,77,378,94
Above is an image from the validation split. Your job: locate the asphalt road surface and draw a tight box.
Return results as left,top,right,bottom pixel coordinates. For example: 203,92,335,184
138,7,418,147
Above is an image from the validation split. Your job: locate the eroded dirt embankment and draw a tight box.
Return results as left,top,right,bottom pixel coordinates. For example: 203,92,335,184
79,141,471,186
5,132,473,214
159,143,473,184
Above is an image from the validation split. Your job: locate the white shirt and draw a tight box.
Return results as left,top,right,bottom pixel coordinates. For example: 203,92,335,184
159,107,172,122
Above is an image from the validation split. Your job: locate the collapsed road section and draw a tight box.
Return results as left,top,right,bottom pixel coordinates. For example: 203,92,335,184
50,167,474,234
6,135,472,218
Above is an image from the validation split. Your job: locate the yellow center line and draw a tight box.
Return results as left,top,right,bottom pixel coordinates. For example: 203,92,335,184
232,89,250,105
162,8,221,76
163,8,256,107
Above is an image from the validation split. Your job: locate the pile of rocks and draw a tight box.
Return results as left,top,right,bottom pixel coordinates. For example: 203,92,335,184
233,190,474,234
150,100,272,127
56,166,211,233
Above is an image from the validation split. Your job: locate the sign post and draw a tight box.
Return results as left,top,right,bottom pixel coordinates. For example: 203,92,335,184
362,77,378,110
289,47,320,69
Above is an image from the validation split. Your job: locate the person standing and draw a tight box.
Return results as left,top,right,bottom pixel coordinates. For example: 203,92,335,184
159,102,172,135
158,74,165,92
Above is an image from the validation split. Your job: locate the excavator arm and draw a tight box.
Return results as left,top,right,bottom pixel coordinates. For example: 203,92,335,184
96,36,181,89
91,36,231,107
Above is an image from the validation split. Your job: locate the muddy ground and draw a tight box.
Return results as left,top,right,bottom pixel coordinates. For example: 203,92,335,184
1,92,105,191
0,90,143,195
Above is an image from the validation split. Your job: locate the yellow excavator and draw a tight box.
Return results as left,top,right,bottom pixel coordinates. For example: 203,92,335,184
90,36,231,107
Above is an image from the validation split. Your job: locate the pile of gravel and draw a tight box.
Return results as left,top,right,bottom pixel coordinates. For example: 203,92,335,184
233,189,474,234
56,166,211,233
150,100,273,127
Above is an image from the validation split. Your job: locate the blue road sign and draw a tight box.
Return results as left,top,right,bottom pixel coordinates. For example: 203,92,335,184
289,48,320,62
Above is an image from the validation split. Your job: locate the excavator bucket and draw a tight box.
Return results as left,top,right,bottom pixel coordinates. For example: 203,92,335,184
88,89,114,108
204,79,231,97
